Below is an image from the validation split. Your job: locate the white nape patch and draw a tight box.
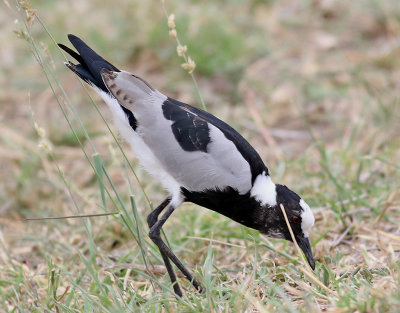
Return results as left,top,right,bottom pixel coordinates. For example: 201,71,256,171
250,172,277,206
92,86,182,202
299,199,315,238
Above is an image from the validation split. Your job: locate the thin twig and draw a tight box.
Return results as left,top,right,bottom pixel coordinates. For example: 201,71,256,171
22,211,119,221
186,236,246,248
55,286,70,302
331,225,352,247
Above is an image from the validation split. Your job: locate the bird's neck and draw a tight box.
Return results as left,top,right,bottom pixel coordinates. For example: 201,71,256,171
181,187,267,231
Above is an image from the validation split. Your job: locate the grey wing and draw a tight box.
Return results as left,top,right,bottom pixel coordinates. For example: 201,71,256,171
159,98,253,194
101,70,255,194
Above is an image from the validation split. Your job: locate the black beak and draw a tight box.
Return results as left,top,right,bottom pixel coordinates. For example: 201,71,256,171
296,237,315,270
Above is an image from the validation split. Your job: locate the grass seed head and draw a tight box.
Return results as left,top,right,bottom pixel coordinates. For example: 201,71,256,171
34,122,46,138
38,139,52,152
182,56,196,73
169,29,177,38
177,44,187,57
168,14,176,29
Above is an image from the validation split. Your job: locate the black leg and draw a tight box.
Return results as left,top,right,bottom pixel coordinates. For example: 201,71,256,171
147,197,171,228
147,197,182,297
149,204,204,294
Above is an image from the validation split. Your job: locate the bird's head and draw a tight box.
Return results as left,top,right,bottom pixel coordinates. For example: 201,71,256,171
260,184,316,269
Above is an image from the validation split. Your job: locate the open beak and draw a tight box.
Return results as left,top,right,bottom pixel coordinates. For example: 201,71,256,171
296,237,315,270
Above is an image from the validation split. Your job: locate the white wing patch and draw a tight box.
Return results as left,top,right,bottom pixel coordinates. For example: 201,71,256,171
250,172,277,206
299,199,314,238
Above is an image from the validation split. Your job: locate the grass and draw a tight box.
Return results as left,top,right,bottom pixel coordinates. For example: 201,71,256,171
1,0,400,312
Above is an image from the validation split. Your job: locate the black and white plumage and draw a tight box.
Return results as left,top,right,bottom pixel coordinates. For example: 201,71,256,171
59,34,315,296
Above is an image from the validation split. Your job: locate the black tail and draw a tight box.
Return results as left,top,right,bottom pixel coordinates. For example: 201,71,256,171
58,34,120,92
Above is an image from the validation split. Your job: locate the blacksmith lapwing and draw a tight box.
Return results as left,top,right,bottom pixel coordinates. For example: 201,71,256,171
59,34,315,297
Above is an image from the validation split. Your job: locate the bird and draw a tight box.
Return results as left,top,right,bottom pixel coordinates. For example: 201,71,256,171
59,34,316,297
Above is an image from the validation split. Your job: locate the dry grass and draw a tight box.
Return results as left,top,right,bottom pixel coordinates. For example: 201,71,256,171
0,0,399,312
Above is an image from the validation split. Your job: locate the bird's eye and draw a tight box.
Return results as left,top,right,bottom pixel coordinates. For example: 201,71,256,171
292,216,301,224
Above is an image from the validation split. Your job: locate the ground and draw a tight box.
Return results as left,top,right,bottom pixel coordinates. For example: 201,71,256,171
0,0,399,312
